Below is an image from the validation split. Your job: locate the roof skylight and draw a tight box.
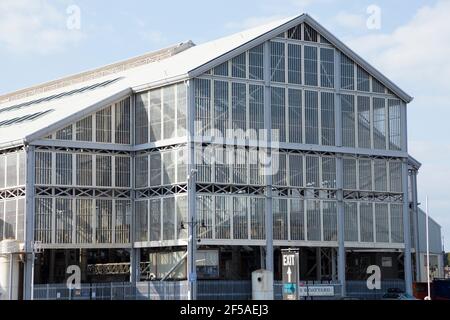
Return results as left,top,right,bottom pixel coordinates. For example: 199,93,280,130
0,109,54,128
0,78,121,115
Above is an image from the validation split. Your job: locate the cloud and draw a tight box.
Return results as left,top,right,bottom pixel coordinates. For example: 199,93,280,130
224,0,338,31
224,15,287,31
135,18,168,46
290,0,335,10
344,0,450,93
333,11,366,29
139,30,168,46
0,0,84,55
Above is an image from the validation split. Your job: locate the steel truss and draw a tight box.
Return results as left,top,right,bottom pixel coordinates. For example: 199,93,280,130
35,145,131,156
0,187,26,199
35,187,131,198
343,191,403,202
194,183,401,202
87,262,130,275
135,143,187,155
135,184,188,198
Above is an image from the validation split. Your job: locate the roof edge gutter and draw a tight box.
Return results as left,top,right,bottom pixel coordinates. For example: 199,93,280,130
408,154,422,169
132,74,190,93
0,139,25,151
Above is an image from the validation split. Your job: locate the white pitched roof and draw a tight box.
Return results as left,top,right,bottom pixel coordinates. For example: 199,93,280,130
0,13,413,149
0,78,131,148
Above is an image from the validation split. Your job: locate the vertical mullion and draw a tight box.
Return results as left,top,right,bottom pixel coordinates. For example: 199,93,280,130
147,92,151,144
111,103,116,144
174,85,178,139
301,90,306,144
384,98,389,150
387,161,391,192
210,80,215,140
370,96,374,149
160,198,164,242
145,199,149,243
246,83,250,141
284,41,288,84
212,195,216,240
112,156,116,188
92,113,96,143
356,158,360,190
287,197,291,241
388,203,392,243
318,90,322,145
317,44,321,87
355,95,359,148
371,159,375,191
372,202,377,243
160,88,165,141
51,152,56,186
71,198,76,244
247,197,251,240
304,199,308,241
320,200,324,242
51,197,56,244
229,196,234,240
357,202,361,243
301,42,305,85
112,199,116,244
92,154,96,187
228,80,232,140
92,198,96,244
72,153,76,187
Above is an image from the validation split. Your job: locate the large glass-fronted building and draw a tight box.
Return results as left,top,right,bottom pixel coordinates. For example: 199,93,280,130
0,14,431,299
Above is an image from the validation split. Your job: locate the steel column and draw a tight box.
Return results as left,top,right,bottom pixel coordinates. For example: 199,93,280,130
186,80,197,300
402,161,413,295
411,170,421,281
334,49,346,296
336,155,346,296
24,145,35,300
263,41,274,275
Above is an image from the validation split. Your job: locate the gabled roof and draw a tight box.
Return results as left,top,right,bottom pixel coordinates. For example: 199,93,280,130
0,13,413,149
185,14,413,103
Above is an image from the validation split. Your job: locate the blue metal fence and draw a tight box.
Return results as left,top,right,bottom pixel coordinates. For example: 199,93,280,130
346,280,405,300
33,279,406,300
33,281,188,300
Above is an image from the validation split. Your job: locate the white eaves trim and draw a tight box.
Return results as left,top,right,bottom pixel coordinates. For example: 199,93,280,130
408,155,422,169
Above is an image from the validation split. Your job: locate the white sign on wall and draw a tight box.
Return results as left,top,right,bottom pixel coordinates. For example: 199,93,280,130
298,285,334,297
